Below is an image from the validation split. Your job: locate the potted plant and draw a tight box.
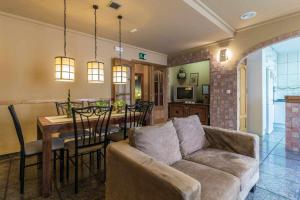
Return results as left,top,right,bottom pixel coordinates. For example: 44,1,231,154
96,100,109,107
113,99,125,113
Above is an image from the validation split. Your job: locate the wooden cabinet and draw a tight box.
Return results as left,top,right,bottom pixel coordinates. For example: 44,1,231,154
168,102,209,125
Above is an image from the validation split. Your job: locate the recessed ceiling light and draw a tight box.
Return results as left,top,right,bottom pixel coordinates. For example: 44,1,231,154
130,28,138,33
240,11,257,20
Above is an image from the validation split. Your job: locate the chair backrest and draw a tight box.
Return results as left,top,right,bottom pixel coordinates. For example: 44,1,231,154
55,101,84,116
87,100,111,107
135,101,154,125
122,104,149,139
8,105,25,154
72,105,113,151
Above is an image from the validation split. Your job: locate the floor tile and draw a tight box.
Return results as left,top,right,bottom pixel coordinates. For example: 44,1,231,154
271,144,300,161
257,172,300,200
246,187,290,200
264,154,300,171
259,140,278,154
260,161,300,184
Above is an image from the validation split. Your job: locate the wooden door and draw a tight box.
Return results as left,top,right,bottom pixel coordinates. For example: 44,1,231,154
239,63,247,131
132,64,150,103
151,66,167,124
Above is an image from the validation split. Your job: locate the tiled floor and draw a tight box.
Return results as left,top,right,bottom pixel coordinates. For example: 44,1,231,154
1,128,300,200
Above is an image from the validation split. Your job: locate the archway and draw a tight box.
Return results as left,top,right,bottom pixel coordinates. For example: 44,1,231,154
236,31,300,135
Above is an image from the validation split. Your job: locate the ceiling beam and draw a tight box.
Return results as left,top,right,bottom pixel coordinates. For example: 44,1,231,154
182,0,235,37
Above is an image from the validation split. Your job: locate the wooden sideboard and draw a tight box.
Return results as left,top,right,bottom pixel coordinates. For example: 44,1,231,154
168,102,210,125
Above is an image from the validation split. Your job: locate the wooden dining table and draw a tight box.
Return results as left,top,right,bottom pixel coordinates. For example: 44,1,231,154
37,112,126,197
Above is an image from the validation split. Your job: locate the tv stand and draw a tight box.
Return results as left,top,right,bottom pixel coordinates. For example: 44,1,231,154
168,102,209,125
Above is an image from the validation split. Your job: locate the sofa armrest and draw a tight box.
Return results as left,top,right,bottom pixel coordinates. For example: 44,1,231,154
106,141,201,200
203,126,259,160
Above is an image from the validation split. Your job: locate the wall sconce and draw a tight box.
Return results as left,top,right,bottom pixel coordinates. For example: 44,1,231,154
219,48,232,63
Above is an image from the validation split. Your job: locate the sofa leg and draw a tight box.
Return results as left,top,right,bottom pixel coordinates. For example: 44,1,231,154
250,185,256,193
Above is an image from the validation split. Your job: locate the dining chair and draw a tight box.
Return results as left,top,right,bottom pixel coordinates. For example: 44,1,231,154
65,105,112,193
88,100,120,134
136,101,154,125
55,101,84,116
106,103,149,143
55,101,84,140
8,105,65,194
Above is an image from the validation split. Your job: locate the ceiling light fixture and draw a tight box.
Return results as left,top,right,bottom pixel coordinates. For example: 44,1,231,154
87,5,104,83
112,15,127,84
55,0,75,82
240,11,257,20
130,28,138,33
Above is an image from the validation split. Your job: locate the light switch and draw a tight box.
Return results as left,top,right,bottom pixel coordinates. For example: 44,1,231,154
226,89,231,94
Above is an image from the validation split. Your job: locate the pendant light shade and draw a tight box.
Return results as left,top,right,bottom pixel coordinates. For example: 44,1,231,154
55,56,75,81
87,5,104,83
113,15,127,84
87,61,104,83
55,0,75,82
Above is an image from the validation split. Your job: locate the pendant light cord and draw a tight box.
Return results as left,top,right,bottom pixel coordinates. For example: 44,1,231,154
94,6,97,60
118,15,122,65
64,0,67,57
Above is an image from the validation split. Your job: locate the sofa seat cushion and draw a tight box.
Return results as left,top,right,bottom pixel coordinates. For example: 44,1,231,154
129,121,182,165
171,160,240,200
185,148,259,191
173,115,208,157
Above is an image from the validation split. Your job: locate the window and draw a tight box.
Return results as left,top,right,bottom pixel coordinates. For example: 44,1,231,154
275,51,300,100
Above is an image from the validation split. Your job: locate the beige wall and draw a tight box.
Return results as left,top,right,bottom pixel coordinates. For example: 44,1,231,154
0,13,167,155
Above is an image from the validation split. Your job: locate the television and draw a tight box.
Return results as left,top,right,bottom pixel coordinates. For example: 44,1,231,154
174,86,196,102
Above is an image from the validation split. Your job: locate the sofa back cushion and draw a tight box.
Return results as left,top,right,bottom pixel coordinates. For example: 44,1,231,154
173,115,208,157
128,121,182,165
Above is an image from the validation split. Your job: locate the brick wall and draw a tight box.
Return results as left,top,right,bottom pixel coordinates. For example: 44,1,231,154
286,102,300,152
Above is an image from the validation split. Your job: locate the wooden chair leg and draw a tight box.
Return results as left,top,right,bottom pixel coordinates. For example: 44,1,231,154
20,157,25,194
59,149,64,183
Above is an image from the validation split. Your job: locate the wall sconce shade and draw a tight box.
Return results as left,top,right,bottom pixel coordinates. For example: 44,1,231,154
87,61,104,83
219,48,233,63
112,65,127,84
55,56,75,81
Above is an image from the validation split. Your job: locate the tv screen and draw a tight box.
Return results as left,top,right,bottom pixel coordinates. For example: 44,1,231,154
177,87,194,99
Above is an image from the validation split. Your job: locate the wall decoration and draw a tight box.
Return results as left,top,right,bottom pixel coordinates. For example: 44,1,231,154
202,84,209,95
177,68,186,81
190,73,199,86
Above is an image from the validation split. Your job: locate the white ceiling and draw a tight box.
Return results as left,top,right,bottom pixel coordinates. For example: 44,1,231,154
0,0,300,54
200,0,300,29
272,37,300,53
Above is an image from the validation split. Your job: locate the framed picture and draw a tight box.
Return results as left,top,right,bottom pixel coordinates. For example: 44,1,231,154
202,84,210,95
189,73,199,86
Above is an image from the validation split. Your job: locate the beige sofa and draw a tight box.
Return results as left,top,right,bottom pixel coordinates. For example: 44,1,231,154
106,118,259,200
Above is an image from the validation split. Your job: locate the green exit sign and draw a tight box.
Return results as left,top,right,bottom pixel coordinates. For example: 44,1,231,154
139,52,146,60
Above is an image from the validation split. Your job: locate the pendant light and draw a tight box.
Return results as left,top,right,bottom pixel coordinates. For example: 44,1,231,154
87,5,104,83
55,0,75,82
112,15,127,84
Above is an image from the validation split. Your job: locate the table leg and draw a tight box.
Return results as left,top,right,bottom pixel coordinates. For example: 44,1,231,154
37,124,42,169
42,127,52,197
